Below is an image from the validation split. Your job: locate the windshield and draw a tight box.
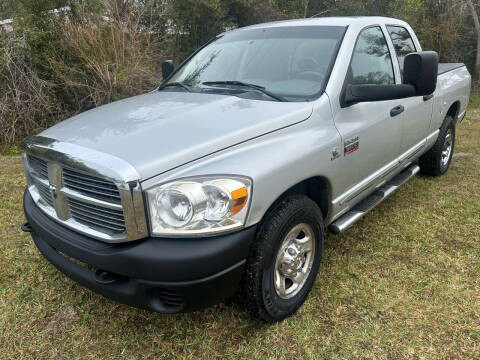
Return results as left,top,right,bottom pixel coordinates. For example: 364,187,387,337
166,26,346,101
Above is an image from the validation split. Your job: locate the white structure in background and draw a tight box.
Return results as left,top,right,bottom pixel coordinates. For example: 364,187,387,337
48,6,71,15
0,6,71,33
0,18,13,33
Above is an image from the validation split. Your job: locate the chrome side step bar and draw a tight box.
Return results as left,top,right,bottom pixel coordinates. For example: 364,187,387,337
329,164,420,234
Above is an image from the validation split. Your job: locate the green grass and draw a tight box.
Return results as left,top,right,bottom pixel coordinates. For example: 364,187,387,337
1,101,480,360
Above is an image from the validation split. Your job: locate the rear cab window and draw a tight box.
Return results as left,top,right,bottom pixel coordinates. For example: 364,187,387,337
386,26,417,79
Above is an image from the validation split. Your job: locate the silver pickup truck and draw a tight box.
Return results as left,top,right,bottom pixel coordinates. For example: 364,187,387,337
21,16,471,322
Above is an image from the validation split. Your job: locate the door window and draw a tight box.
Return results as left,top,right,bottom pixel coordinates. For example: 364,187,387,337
350,26,394,85
387,26,416,78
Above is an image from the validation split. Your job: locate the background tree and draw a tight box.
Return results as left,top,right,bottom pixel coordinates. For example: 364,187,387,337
0,0,479,149
467,0,480,80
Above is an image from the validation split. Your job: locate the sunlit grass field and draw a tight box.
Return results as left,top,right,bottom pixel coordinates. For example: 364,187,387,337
0,98,479,359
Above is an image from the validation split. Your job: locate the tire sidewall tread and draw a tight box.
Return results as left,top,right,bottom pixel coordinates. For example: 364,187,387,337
419,115,455,176
241,195,324,322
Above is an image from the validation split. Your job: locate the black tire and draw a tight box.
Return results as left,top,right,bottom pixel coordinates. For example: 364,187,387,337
419,115,455,176
241,195,324,322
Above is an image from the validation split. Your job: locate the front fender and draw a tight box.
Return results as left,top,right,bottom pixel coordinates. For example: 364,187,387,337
141,98,341,228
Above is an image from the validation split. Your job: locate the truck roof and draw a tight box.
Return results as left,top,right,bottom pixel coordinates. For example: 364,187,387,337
237,16,409,31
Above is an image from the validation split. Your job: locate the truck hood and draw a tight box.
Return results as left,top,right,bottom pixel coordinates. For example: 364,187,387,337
41,91,313,180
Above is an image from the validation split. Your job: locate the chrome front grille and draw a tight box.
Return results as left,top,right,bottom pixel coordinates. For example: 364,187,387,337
21,136,148,243
68,198,126,233
63,168,122,204
26,157,126,237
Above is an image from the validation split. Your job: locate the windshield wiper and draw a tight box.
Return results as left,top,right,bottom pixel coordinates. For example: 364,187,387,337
202,81,287,102
159,82,193,92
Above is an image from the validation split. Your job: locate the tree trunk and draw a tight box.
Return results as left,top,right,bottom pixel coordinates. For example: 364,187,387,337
303,0,309,18
467,0,480,81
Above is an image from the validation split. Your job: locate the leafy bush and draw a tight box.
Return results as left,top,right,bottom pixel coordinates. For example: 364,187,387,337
49,3,161,110
0,1,164,148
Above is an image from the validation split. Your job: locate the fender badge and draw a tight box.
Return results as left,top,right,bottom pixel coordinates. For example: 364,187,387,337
344,136,359,155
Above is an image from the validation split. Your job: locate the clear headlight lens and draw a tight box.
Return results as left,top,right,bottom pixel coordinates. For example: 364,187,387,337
146,176,251,236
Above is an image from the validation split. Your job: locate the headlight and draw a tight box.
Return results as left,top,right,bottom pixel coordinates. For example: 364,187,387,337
146,176,252,236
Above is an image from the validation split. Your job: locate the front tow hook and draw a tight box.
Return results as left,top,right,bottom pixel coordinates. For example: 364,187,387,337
21,222,34,233
94,269,126,284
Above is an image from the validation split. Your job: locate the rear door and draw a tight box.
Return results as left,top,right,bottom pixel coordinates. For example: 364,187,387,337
386,25,434,159
332,26,403,208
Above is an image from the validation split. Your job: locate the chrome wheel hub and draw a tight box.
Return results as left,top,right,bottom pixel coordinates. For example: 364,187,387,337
441,129,452,167
274,223,315,299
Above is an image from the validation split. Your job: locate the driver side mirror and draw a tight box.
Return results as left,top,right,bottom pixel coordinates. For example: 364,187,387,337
162,60,174,80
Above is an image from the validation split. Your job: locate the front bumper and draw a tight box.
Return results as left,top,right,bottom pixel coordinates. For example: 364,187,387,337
23,190,256,313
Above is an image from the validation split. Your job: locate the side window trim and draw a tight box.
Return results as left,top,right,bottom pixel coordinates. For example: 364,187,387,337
348,25,395,86
381,24,402,84
386,25,417,81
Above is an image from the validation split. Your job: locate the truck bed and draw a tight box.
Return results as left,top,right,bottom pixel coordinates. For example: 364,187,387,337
431,63,471,129
438,63,465,75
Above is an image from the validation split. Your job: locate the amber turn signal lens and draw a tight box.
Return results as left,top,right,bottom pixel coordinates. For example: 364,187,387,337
231,186,248,215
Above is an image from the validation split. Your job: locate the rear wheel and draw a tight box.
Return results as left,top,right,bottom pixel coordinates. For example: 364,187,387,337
419,115,455,176
241,196,324,322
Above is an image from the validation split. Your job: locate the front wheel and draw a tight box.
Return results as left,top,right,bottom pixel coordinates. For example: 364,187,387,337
419,114,455,176
241,196,324,322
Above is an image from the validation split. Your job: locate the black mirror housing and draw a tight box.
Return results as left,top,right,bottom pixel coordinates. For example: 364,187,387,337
343,84,416,106
403,51,438,96
162,60,174,80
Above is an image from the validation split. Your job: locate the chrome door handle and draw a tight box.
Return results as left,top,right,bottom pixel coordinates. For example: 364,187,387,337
390,105,404,117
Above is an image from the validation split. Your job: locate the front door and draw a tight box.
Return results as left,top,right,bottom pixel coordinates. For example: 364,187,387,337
332,26,403,208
